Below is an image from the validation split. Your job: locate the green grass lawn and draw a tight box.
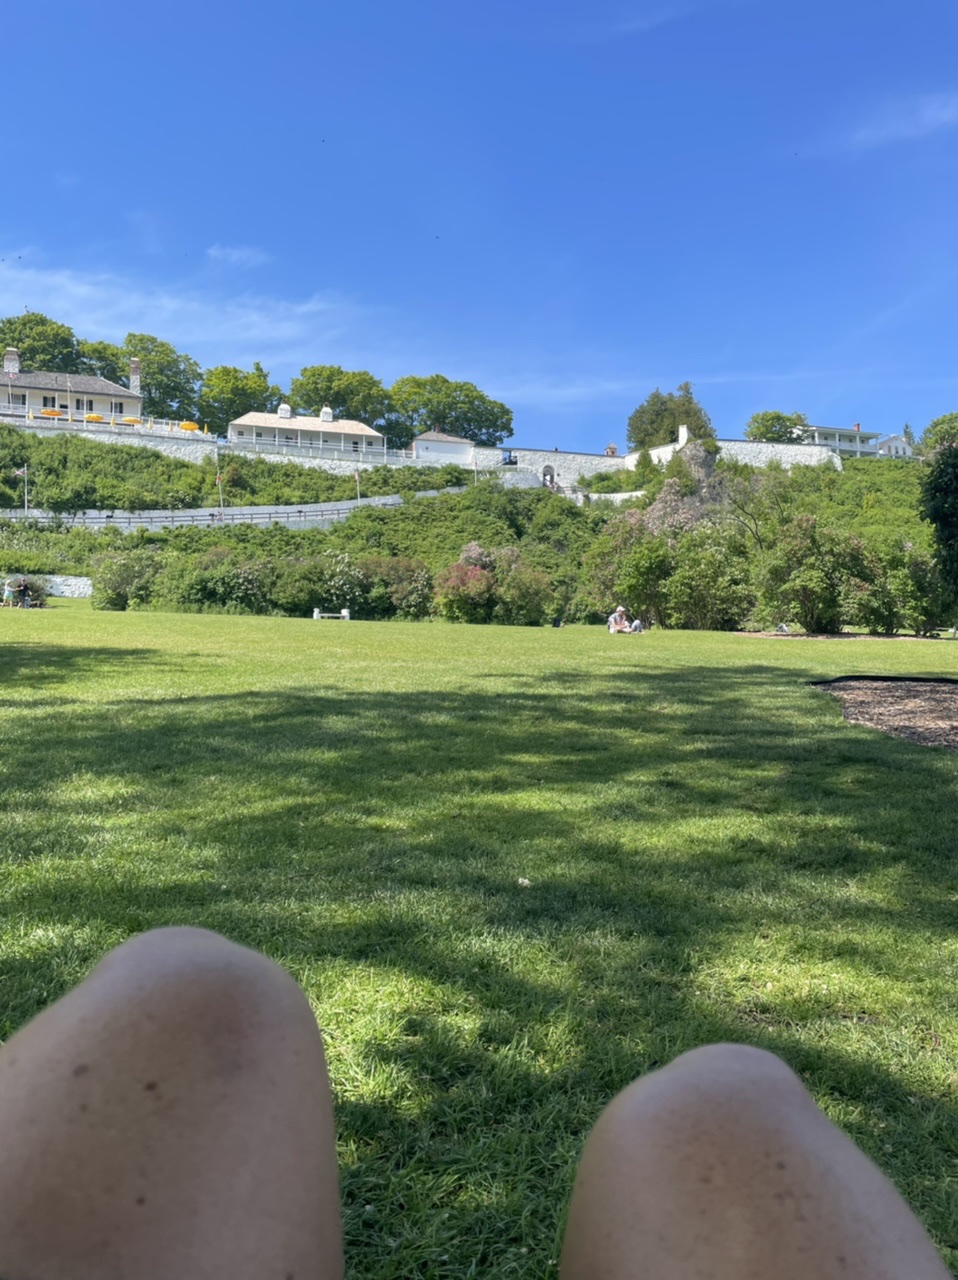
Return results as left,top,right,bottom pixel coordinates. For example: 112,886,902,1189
2,602,958,1276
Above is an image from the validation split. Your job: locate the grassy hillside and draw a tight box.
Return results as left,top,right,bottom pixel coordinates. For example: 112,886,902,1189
0,425,468,513
780,458,929,549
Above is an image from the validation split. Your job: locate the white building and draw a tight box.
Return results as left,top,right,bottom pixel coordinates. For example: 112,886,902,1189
877,434,914,459
802,423,882,457
411,430,474,465
2,347,143,421
228,403,386,453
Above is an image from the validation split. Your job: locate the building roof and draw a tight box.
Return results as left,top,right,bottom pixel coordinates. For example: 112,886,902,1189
3,370,136,397
414,430,473,445
230,411,384,438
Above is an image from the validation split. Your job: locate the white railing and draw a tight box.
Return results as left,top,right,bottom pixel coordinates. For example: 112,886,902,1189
224,437,417,464
0,488,465,532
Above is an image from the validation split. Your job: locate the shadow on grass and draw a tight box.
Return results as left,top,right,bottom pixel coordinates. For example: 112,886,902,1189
2,649,957,1273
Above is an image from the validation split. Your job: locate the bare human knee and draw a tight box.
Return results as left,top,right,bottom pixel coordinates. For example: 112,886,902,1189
84,926,319,1073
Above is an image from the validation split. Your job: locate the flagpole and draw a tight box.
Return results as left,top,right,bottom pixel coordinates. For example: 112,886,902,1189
214,447,224,520
355,468,361,501
22,465,27,514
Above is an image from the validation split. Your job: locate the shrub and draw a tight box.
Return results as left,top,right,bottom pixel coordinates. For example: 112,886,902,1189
848,543,955,636
616,533,676,628
271,552,368,617
493,565,555,626
754,516,869,633
91,550,161,611
357,556,433,620
433,562,497,623
664,528,753,630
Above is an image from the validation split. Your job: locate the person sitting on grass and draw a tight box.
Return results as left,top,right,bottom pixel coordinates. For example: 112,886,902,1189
608,605,632,633
0,926,949,1280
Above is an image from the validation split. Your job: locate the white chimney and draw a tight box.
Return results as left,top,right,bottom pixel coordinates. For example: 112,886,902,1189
129,357,141,396
320,404,334,422
277,403,292,419
677,424,689,447
3,348,20,375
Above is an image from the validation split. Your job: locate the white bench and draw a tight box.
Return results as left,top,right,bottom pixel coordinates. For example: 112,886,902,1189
312,609,351,621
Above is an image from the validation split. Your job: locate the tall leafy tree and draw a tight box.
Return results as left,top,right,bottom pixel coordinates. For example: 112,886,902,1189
0,312,79,371
626,381,713,451
121,333,201,420
198,363,282,435
290,366,391,427
388,374,513,448
77,339,126,385
920,443,958,605
744,410,809,443
920,412,958,453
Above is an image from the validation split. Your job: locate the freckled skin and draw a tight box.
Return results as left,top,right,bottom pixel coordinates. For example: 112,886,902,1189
560,1044,951,1280
0,933,949,1280
0,928,343,1280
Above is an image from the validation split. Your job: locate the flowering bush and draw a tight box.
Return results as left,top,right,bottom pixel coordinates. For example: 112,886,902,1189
433,562,497,622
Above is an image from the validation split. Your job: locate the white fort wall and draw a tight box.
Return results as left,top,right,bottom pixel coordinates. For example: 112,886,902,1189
473,447,620,484
3,417,843,480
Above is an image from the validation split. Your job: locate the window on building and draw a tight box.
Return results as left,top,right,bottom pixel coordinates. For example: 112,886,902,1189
8,393,25,406
255,431,263,439
110,401,124,415
236,430,246,438
352,440,359,451
42,395,57,408
75,398,94,412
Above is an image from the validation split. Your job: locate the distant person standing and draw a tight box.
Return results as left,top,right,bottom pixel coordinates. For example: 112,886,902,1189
16,579,29,608
1,579,14,608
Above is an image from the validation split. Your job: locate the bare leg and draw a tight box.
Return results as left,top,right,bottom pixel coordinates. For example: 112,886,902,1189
561,1043,949,1280
0,927,343,1280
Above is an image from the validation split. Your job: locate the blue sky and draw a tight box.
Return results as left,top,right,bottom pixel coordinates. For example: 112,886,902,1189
4,0,957,450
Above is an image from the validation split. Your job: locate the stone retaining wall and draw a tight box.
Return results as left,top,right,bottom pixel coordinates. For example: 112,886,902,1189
716,440,842,470
43,575,93,597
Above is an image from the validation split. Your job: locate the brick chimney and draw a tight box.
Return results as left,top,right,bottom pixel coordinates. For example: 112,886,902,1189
129,357,141,396
3,348,20,375
853,422,860,432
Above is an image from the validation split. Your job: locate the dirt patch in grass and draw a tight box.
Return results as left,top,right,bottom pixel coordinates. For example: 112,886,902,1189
820,679,958,751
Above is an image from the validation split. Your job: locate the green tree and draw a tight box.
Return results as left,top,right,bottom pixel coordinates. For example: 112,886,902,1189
920,444,958,605
0,312,78,371
198,363,282,435
121,334,201,420
388,374,513,448
743,410,809,443
920,412,958,453
902,422,916,446
616,532,676,627
754,515,870,633
626,381,713,451
664,527,754,630
77,339,126,385
289,366,391,428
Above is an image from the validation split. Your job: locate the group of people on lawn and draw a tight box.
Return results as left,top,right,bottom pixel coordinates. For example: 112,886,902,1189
2,578,34,609
608,605,643,634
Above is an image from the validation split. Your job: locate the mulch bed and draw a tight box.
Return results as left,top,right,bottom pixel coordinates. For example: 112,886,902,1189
816,679,958,751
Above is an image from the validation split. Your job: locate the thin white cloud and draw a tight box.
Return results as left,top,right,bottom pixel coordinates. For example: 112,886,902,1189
847,91,958,150
0,259,366,373
206,243,273,269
